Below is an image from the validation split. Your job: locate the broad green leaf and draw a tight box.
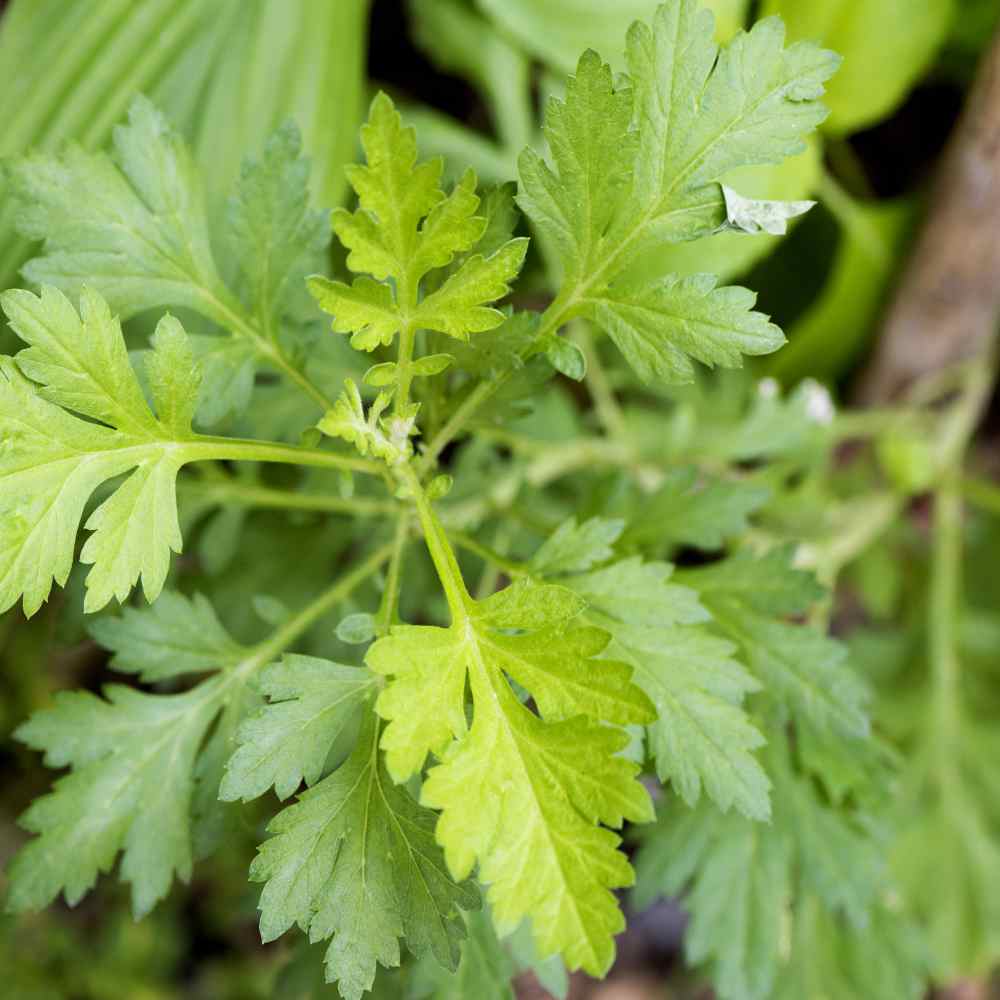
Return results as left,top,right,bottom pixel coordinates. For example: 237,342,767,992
88,591,246,682
251,714,479,1000
762,0,953,134
367,578,654,975
220,654,377,802
7,679,227,918
0,286,201,614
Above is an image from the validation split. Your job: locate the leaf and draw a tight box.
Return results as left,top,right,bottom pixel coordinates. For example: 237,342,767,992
227,120,331,330
13,95,223,320
7,679,226,918
411,239,528,340
615,625,771,821
0,286,201,614
412,908,516,1000
530,520,767,820
517,49,635,285
251,714,479,1000
220,654,377,802
517,7,837,384
678,542,824,617
634,801,792,1000
624,467,771,551
366,578,654,975
88,591,247,682
528,515,625,576
317,93,527,352
317,379,413,464
587,274,784,385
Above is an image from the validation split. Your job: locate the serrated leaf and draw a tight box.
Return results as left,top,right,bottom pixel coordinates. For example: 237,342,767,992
587,274,784,385
227,120,330,330
615,625,770,821
517,48,635,286
220,654,377,802
0,286,201,614
531,522,765,820
367,578,654,975
251,714,479,1000
517,7,837,384
634,801,792,1000
319,93,528,356
528,516,624,576
625,467,770,551
7,679,226,918
412,239,528,341
13,95,223,320
88,591,246,682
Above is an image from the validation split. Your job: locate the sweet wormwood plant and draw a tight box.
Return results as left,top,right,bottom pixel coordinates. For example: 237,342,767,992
0,2,897,997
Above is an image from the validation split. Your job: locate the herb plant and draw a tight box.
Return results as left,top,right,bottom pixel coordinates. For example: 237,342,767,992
3,2,994,998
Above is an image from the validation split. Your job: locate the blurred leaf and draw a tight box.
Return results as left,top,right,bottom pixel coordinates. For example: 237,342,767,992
474,0,748,75
762,0,955,134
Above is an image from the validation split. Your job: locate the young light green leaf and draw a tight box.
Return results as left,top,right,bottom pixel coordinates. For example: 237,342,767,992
367,579,654,976
220,654,377,802
251,714,479,1000
317,93,527,354
0,286,201,614
411,238,528,340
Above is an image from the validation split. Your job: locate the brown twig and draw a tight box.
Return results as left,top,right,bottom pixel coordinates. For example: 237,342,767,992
858,28,1000,402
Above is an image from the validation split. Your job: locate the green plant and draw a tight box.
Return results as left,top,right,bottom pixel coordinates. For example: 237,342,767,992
3,2,997,999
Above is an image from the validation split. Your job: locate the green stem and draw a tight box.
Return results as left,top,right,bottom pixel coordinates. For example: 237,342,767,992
186,436,383,476
375,514,411,637
196,288,334,411
397,463,471,620
574,324,630,443
396,326,417,415
179,478,399,517
930,470,963,772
